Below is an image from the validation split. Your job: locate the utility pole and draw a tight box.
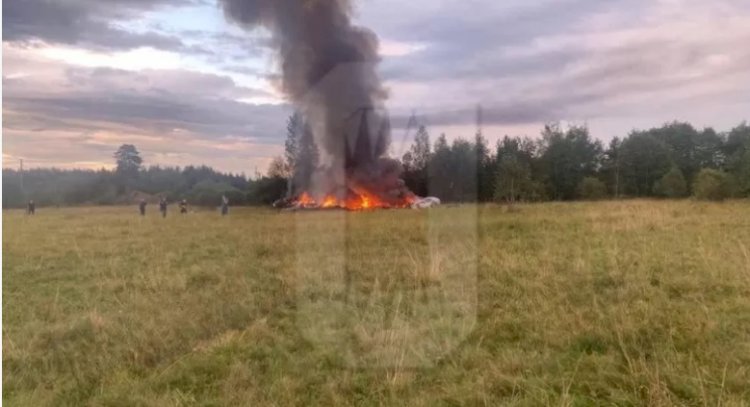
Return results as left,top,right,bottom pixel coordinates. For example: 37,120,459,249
398,110,418,157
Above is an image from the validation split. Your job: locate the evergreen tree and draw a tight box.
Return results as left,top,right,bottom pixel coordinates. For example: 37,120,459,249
539,124,602,200
428,134,477,201
474,132,494,202
284,112,319,195
427,133,451,198
294,119,319,193
284,113,301,176
402,125,431,196
113,144,142,193
410,125,431,170
114,144,143,175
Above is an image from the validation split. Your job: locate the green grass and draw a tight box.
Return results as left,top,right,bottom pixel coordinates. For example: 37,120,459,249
3,201,750,406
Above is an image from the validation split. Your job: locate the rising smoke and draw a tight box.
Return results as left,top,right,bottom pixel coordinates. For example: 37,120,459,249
220,0,412,204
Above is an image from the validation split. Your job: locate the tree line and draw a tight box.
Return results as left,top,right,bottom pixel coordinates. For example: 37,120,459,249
2,145,253,208
396,121,750,203
3,119,749,208
277,116,749,203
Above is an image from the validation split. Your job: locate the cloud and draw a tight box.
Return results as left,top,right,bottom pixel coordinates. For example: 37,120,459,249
3,0,749,171
371,0,750,129
2,0,194,51
3,46,291,173
3,46,287,136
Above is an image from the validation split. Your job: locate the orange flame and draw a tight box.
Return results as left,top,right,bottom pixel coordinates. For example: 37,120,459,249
295,190,415,210
321,195,337,208
298,192,315,206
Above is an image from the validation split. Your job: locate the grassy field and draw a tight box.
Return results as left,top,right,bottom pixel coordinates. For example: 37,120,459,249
3,201,750,406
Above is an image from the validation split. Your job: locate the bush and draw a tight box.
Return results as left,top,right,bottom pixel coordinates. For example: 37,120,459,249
654,166,687,198
576,177,608,200
692,169,732,201
247,176,288,205
732,149,750,197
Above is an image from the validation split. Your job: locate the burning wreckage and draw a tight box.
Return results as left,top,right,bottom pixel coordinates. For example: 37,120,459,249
274,188,441,211
219,0,440,211
272,109,441,211
274,193,440,211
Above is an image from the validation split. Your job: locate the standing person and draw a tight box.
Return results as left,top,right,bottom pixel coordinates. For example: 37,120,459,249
139,199,147,216
159,198,168,218
179,199,188,214
220,195,229,216
27,200,35,215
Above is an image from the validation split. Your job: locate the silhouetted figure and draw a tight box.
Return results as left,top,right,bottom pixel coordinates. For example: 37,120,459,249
221,195,229,216
179,199,188,214
159,198,168,218
139,199,147,216
27,200,35,215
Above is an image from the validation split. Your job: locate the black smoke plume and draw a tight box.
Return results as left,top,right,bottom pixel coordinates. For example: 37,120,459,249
220,0,412,204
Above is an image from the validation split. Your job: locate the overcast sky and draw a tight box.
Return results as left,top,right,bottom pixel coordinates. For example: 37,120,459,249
3,0,750,174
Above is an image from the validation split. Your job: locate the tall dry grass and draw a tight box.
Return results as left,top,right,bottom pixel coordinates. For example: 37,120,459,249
3,200,749,405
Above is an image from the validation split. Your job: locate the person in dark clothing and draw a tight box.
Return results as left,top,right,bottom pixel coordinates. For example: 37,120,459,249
139,199,147,216
159,198,168,218
220,195,229,216
27,200,35,215
179,199,188,214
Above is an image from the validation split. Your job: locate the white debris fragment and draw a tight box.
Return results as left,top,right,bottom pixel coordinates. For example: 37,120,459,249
411,196,441,209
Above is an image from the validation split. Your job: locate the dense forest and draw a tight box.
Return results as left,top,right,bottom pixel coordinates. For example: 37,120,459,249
2,164,254,208
278,116,750,204
3,117,749,208
397,120,750,204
